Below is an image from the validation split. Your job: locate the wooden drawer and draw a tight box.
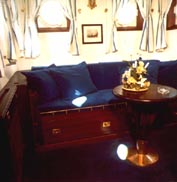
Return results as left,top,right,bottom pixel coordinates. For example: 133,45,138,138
40,108,126,145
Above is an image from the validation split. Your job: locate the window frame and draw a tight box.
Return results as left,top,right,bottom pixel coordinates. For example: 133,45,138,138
35,16,70,33
116,5,143,31
167,0,177,30
35,0,71,33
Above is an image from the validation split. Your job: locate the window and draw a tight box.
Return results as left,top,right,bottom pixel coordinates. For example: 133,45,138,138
36,0,70,32
116,2,143,31
167,0,177,30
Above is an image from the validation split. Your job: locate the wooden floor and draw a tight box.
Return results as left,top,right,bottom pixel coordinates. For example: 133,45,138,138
23,123,177,182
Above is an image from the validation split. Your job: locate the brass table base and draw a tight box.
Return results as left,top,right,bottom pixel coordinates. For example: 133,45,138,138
127,140,159,167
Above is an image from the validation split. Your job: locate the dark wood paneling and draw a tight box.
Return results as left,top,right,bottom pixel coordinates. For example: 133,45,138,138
0,72,31,182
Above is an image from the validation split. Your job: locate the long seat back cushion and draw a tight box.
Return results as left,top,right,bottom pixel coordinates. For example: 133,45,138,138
158,60,177,89
22,60,162,111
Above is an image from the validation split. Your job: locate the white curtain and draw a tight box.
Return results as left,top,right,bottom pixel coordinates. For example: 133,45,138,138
0,50,4,77
156,0,172,52
0,0,42,60
136,0,154,52
0,1,5,75
58,0,79,55
107,0,137,53
107,0,121,53
24,0,43,58
1,0,20,62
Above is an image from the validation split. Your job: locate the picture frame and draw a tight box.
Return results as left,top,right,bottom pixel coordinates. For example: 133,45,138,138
82,24,103,44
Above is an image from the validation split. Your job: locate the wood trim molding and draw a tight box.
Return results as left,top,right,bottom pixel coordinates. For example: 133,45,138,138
167,0,177,30
35,16,71,33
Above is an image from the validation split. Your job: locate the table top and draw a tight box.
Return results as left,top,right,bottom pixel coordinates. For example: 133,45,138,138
113,84,177,104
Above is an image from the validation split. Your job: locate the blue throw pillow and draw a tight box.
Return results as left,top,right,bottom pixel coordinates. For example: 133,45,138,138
22,69,60,103
50,62,97,100
31,64,56,70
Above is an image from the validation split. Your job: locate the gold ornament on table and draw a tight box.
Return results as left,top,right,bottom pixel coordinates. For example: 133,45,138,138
122,58,150,91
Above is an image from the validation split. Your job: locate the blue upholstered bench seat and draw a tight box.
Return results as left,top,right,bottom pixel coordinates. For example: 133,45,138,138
22,60,177,113
38,89,122,112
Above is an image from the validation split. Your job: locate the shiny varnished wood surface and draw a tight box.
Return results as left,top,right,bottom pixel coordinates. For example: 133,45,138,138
113,84,177,104
113,85,177,167
0,72,28,182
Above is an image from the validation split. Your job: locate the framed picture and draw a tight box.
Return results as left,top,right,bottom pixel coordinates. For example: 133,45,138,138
82,24,103,44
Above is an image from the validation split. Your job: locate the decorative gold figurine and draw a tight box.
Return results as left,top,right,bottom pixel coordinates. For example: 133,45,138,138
88,0,97,10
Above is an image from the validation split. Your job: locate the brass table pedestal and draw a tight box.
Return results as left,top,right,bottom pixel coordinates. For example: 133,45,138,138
127,140,159,167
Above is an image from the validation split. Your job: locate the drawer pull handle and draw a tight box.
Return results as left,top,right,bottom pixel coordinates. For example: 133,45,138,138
52,128,61,135
102,121,111,128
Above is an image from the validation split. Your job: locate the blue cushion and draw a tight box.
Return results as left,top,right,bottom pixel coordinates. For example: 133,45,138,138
38,98,75,111
50,62,97,100
98,62,128,89
38,89,122,112
158,60,177,88
88,62,124,90
87,63,105,90
31,64,56,70
97,60,160,89
87,62,127,90
22,69,60,103
143,60,160,84
83,89,122,106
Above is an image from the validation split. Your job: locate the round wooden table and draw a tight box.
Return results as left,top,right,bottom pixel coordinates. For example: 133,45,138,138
113,84,177,167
